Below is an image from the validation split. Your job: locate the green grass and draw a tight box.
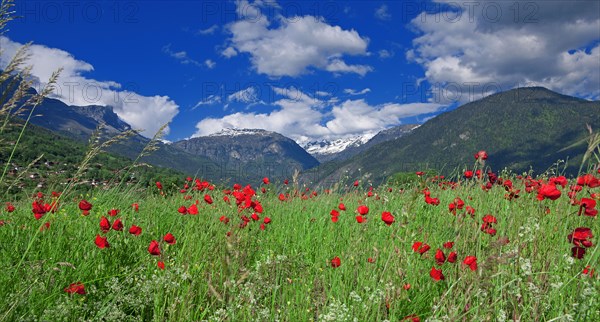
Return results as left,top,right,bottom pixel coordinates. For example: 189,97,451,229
0,174,598,321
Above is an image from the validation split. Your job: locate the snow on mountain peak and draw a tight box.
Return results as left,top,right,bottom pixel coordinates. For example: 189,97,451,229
301,133,376,156
208,128,274,137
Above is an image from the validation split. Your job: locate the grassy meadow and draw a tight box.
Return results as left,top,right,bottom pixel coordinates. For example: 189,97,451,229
0,166,599,321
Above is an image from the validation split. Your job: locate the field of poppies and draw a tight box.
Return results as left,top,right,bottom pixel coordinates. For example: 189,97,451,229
0,151,599,322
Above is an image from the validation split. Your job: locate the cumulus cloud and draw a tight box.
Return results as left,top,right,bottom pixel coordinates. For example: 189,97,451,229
0,36,179,137
374,4,391,21
192,87,444,142
224,0,371,77
408,0,600,102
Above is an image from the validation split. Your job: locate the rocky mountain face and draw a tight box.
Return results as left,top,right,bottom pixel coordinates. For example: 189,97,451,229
174,129,320,182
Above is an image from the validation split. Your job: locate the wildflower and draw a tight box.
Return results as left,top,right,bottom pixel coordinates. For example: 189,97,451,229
129,225,142,236
537,184,561,201
331,256,341,268
357,205,369,215
64,282,85,295
148,240,161,255
435,249,446,265
111,218,123,231
99,216,111,233
462,256,478,271
381,211,395,226
157,261,165,270
95,235,109,249
79,199,93,215
163,233,176,245
430,267,444,281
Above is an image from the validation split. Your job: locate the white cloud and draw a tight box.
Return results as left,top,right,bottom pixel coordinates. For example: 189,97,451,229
224,0,371,77
344,88,371,96
197,24,218,35
204,59,216,69
192,94,221,109
408,0,600,102
221,46,238,58
0,36,179,137
325,59,373,77
374,4,391,21
378,49,394,59
162,44,202,67
227,87,260,104
192,87,444,141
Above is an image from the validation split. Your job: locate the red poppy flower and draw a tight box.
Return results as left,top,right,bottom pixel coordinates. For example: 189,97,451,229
129,225,142,236
187,204,198,215
353,180,359,187
577,174,600,188
148,240,160,255
339,203,346,211
132,203,139,212
78,199,93,211
474,150,488,160
204,194,213,205
537,184,562,201
107,209,119,217
260,223,266,230
355,215,365,223
462,256,477,271
5,202,15,213
99,216,111,233
430,267,444,281
157,261,165,270
95,234,109,249
330,256,341,268
381,211,395,226
416,171,425,176
447,251,457,263
112,218,123,231
262,177,270,185
278,193,286,201
443,242,454,249
283,179,289,185
435,249,446,265
263,217,272,224
156,181,163,190
367,257,375,263
412,242,431,254
163,233,176,245
583,265,595,277
31,201,47,220
330,209,340,217
402,314,420,322
64,282,86,295
463,170,473,179
578,198,598,217
357,205,369,215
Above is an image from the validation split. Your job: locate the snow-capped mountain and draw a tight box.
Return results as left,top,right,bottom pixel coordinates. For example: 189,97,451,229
301,134,376,159
208,128,275,137
300,124,420,163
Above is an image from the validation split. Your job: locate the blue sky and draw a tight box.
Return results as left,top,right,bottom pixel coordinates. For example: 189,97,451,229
1,0,599,143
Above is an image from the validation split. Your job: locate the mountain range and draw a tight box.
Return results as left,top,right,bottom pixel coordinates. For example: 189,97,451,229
11,86,600,186
305,87,600,186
